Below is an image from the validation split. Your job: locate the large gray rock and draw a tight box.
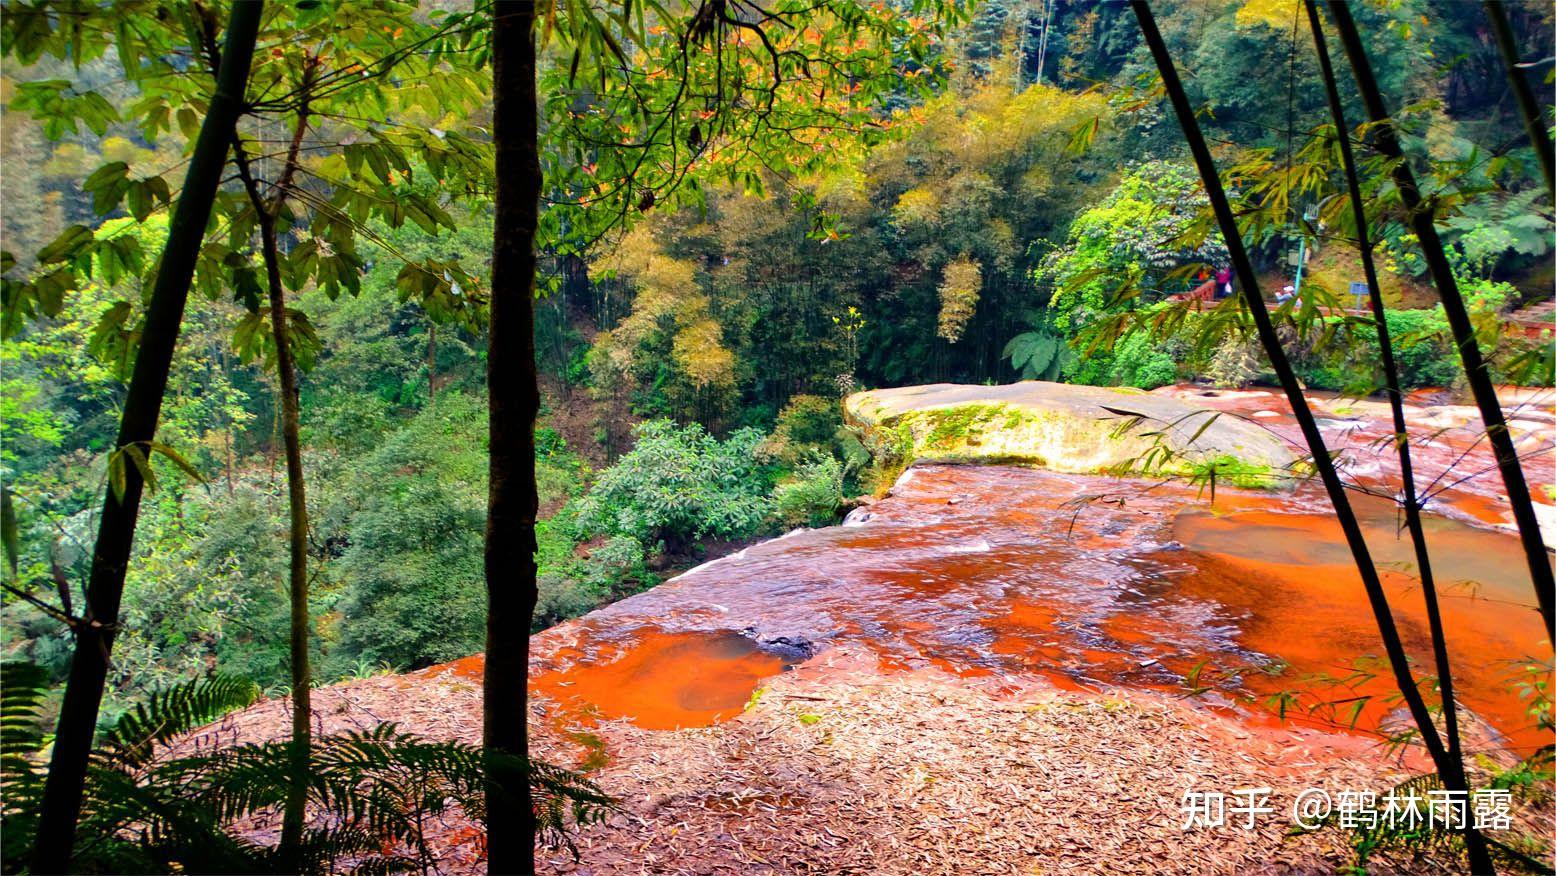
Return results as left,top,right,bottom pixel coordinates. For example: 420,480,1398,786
845,382,1301,487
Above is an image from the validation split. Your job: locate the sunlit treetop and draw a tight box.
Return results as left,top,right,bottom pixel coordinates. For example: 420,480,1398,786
536,0,970,257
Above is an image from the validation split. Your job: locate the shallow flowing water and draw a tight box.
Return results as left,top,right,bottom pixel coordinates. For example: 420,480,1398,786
523,387,1554,755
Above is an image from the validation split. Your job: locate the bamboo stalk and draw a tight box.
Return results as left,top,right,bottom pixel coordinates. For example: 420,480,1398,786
1328,0,1554,641
1130,0,1458,802
486,2,543,872
1304,3,1492,870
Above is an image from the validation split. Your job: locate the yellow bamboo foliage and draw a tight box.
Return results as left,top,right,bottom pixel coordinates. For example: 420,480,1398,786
672,317,736,388
937,256,981,342
594,223,658,279
1235,0,1300,30
590,222,736,398
613,255,695,348
892,187,942,228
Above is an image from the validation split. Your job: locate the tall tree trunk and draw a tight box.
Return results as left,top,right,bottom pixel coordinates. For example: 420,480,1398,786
222,344,237,494
1130,0,1464,823
1328,0,1555,640
232,74,315,861
1304,4,1492,869
487,2,542,873
29,4,263,871
262,209,313,865
428,322,438,408
1484,0,1555,201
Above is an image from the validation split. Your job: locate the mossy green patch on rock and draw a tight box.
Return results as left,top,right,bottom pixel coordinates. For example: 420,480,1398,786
844,382,1299,489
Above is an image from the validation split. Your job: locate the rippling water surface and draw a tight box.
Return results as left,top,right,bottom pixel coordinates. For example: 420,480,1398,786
525,387,1554,754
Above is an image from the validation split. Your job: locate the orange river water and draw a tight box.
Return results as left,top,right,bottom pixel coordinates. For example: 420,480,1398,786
459,387,1556,756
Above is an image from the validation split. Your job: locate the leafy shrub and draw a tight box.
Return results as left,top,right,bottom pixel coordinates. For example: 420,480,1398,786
1108,330,1178,390
1288,309,1463,392
572,420,772,550
581,534,649,598
332,479,486,672
325,395,597,667
1204,336,1263,388
327,398,490,673
1039,161,1229,338
1003,325,1072,381
769,394,847,467
535,570,601,630
774,395,843,449
1385,309,1460,388
772,455,846,529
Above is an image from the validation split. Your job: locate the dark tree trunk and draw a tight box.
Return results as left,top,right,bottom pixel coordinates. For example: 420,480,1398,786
260,203,313,863
487,2,542,873
1328,0,1555,641
29,4,263,871
1484,0,1555,201
1304,4,1492,869
231,64,316,862
428,322,438,408
233,159,314,862
1130,0,1462,824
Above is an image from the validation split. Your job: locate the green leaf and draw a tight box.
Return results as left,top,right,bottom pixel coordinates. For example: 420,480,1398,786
1,486,17,578
36,225,94,264
120,443,157,493
102,675,260,767
82,162,131,216
148,442,207,485
107,448,127,502
231,311,267,365
31,268,75,318
1065,115,1101,157
176,107,200,140
126,180,152,221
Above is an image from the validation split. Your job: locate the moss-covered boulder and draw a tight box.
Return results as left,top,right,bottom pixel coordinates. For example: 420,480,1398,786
844,382,1300,488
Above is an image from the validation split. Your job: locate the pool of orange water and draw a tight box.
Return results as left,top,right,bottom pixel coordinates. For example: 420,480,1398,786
530,628,792,729
1167,499,1550,752
508,389,1551,757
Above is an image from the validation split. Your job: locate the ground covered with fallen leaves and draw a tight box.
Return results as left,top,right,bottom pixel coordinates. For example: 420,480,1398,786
182,638,1541,875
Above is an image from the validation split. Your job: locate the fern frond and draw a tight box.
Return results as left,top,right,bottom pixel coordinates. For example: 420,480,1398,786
75,761,269,875
2,667,616,873
1,661,50,873
150,739,296,823
1,661,49,759
286,826,419,875
100,673,260,768
494,752,617,859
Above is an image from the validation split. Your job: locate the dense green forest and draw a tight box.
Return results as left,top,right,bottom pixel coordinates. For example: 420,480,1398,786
0,0,1552,871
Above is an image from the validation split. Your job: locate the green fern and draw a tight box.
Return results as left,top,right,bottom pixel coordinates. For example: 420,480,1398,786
0,664,617,873
100,674,260,767
1,662,50,871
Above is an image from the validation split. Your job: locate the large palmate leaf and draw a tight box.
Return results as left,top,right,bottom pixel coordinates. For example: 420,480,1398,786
1002,329,1072,381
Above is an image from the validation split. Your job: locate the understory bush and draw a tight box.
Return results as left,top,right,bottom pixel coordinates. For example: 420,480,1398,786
772,455,846,529
331,479,486,672
572,420,773,551
0,664,613,874
1107,330,1179,389
772,394,844,452
326,397,490,673
1290,309,1462,392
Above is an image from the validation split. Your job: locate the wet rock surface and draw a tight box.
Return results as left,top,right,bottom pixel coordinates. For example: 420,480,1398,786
845,381,1301,480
